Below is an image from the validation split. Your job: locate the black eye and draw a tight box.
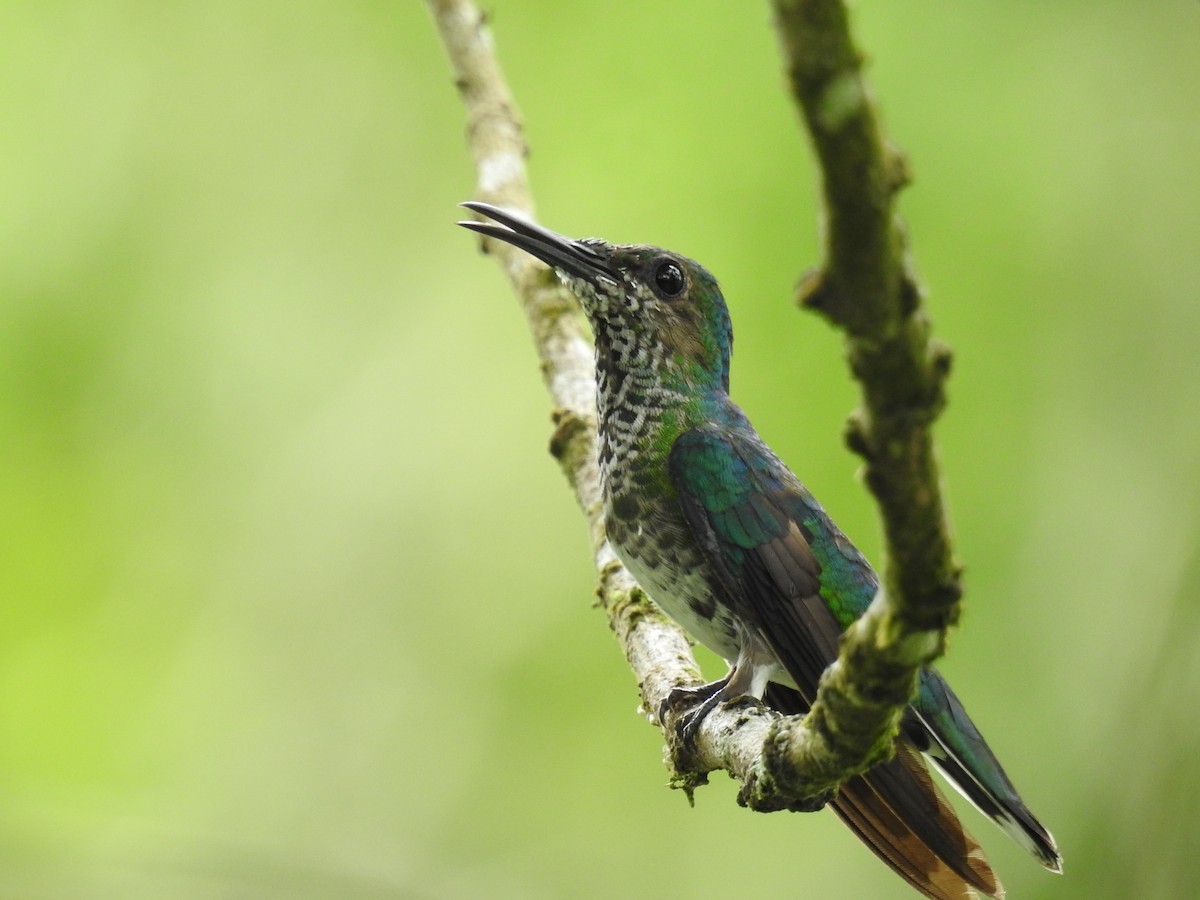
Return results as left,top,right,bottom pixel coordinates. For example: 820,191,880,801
653,259,685,297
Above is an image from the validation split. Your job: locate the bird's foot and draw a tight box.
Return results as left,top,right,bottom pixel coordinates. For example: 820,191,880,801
658,677,731,745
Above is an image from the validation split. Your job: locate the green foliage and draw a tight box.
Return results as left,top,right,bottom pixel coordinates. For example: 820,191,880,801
2,2,1199,897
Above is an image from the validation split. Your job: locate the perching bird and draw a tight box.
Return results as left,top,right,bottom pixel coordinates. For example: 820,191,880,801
459,201,1061,899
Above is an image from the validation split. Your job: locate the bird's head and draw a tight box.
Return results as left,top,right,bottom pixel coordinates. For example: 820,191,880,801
459,202,732,393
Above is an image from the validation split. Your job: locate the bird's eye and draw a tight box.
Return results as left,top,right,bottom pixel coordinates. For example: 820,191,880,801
653,259,685,297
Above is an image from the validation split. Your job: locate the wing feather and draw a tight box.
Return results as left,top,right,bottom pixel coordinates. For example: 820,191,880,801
671,428,1003,898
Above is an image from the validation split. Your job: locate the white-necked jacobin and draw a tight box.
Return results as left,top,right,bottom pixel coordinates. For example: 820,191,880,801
459,202,1061,900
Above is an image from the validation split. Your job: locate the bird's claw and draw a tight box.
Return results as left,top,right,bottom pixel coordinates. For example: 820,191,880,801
658,679,730,745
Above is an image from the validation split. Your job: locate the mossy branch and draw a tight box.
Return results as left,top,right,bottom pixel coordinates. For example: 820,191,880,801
765,0,964,761
430,0,962,812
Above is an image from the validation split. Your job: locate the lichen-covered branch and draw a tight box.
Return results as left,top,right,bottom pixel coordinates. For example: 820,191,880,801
765,0,964,758
771,0,961,633
429,0,957,811
426,0,702,734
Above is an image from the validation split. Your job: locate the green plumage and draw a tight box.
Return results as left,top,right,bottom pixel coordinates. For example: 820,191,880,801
460,202,1061,899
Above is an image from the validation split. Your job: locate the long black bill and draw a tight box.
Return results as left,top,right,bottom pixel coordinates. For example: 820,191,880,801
457,201,616,284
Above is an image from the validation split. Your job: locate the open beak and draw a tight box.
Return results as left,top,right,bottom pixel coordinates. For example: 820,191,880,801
458,201,617,285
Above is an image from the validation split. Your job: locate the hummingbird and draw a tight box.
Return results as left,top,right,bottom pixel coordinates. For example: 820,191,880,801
459,201,1061,899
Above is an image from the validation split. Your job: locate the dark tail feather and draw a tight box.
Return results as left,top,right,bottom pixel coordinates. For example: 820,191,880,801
905,673,1062,872
764,684,1001,899
923,746,1062,873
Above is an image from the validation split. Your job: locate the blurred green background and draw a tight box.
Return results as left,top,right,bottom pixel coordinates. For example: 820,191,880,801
3,2,1199,897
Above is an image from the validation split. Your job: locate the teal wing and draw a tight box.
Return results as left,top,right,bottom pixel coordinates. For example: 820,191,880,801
666,425,876,699
668,426,1060,873
668,426,1002,899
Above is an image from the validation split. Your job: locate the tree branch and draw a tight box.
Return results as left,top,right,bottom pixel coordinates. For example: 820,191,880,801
426,0,704,736
429,0,962,813
771,0,963,639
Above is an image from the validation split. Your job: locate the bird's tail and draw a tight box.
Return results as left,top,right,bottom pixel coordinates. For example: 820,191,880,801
907,669,1062,873
763,684,1002,899
834,746,1002,900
